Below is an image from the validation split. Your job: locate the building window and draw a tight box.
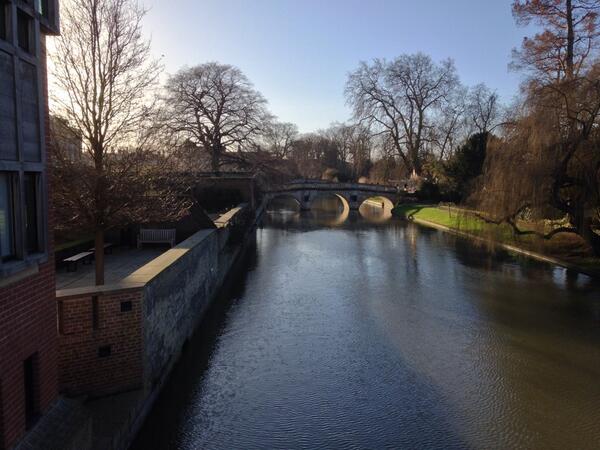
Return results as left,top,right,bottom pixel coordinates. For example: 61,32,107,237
23,353,40,429
24,173,40,253
36,0,51,20
20,61,41,162
0,173,15,261
17,10,34,54
0,50,18,161
37,0,59,35
0,171,45,271
0,1,8,42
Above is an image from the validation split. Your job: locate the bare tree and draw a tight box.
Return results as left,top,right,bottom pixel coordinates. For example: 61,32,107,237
263,121,299,159
326,123,373,179
51,0,185,285
324,122,353,164
346,125,373,179
428,86,468,161
369,135,403,183
512,0,600,81
162,63,272,172
346,54,460,176
467,84,501,135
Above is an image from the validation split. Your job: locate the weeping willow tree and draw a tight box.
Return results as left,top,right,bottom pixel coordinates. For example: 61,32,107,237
471,71,600,254
469,0,600,255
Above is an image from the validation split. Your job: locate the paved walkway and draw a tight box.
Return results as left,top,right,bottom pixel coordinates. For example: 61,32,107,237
56,247,165,290
14,397,91,450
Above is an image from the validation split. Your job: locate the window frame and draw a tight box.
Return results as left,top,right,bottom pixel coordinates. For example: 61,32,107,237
17,8,34,55
0,172,16,261
0,1,9,42
0,169,46,275
23,171,42,254
0,2,48,279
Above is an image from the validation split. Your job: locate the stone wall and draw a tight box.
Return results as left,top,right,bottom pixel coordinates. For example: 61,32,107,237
55,204,253,399
141,229,226,389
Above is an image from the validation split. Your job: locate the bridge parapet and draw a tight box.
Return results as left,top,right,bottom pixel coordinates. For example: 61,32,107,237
268,181,400,194
265,181,404,211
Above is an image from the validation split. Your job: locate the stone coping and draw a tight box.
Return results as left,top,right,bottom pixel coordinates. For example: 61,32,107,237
269,182,398,193
56,205,248,299
56,281,145,300
213,205,246,228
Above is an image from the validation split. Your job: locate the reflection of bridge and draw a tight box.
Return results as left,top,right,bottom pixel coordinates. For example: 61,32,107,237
265,180,402,211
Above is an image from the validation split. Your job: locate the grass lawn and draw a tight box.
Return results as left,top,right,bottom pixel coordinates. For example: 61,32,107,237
393,204,495,235
393,204,600,273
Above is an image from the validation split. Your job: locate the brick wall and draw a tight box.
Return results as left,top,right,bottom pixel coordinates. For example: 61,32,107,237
0,36,59,450
54,205,252,407
0,262,58,450
57,289,143,397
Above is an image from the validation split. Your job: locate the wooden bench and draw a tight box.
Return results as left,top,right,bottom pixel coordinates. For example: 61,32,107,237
88,243,114,254
63,251,94,272
137,229,176,249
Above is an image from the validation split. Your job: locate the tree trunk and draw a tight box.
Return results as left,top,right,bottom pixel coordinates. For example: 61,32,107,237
411,156,421,178
211,151,219,173
211,141,222,173
95,229,105,286
579,217,600,256
566,0,575,80
408,143,421,177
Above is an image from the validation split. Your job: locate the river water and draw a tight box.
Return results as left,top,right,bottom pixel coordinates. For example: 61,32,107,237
132,201,600,450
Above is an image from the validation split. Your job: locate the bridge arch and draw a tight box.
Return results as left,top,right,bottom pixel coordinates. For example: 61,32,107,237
357,195,395,222
358,195,395,210
266,193,301,212
308,193,350,226
308,192,350,212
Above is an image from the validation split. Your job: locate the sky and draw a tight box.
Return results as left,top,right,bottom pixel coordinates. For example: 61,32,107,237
140,0,530,133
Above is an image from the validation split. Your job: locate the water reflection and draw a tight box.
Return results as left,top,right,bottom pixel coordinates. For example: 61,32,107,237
133,213,600,450
266,195,301,213
309,195,350,226
267,195,395,229
358,197,394,223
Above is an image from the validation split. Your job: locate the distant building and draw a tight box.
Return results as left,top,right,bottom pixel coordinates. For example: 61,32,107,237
0,1,60,449
50,116,83,161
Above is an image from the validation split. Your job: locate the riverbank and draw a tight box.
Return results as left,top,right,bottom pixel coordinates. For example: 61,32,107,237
393,204,600,277
22,203,265,450
131,208,600,450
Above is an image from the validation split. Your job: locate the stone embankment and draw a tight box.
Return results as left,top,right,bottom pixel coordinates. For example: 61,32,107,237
46,203,260,449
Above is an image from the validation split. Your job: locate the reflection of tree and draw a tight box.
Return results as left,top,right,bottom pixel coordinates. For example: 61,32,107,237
448,233,563,282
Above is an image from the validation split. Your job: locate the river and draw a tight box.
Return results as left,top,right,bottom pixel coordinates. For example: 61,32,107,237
132,199,600,450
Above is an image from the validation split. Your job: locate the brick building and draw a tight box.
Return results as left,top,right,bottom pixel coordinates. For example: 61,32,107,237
0,1,60,449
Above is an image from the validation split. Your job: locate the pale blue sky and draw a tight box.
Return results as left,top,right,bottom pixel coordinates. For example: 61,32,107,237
143,0,530,132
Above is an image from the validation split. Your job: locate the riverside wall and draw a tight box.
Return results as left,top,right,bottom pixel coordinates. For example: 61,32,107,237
54,203,259,449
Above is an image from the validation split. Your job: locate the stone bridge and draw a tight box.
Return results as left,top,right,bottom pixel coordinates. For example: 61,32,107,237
265,180,403,211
